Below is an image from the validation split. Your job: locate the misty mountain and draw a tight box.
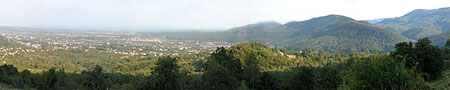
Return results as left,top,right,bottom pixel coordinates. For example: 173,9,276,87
376,7,450,40
224,21,283,42
157,15,410,54
272,15,409,53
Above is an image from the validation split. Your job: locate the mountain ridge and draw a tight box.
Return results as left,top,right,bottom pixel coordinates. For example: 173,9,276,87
181,14,412,54
376,7,450,40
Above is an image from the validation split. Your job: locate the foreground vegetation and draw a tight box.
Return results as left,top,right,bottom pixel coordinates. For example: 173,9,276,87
0,38,449,90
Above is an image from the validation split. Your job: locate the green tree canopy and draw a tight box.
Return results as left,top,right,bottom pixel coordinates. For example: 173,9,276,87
340,55,425,89
150,56,181,90
203,47,241,90
81,65,110,90
393,38,445,80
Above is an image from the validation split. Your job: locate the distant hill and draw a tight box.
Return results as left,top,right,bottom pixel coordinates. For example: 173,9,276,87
224,21,283,43
156,15,410,54
272,15,409,53
428,32,450,47
366,18,385,23
376,7,450,40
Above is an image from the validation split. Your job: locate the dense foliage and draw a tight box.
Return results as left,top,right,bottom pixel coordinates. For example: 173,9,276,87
0,41,449,89
340,55,425,89
392,38,445,80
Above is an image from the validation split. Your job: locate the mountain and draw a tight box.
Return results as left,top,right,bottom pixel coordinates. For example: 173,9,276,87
428,32,450,47
366,18,385,23
376,7,450,40
274,15,409,53
157,15,410,54
224,21,283,43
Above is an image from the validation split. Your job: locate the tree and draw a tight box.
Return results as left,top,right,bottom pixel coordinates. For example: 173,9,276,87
393,42,415,67
53,69,79,89
15,69,33,89
150,56,181,90
393,38,445,80
415,38,444,80
340,55,425,89
203,62,238,90
241,53,262,89
446,37,450,48
209,47,243,77
35,68,58,90
0,64,19,85
314,64,343,89
284,66,315,90
255,72,279,89
81,65,110,90
203,47,241,90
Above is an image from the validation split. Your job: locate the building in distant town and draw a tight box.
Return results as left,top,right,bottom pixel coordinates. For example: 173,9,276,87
287,55,296,59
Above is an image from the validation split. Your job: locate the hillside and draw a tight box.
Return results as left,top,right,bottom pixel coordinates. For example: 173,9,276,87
154,15,410,54
224,21,284,43
222,15,409,54
278,15,409,53
428,32,450,47
376,7,450,40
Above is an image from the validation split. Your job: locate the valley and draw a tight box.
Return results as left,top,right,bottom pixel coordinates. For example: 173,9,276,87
0,3,449,90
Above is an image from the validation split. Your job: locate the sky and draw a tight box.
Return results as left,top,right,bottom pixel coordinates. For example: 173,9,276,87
0,0,449,31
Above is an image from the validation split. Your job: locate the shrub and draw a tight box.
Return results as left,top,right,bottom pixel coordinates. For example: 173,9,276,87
340,55,426,89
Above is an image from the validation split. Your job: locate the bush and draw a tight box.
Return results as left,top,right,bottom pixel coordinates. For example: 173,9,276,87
282,64,343,90
340,55,426,89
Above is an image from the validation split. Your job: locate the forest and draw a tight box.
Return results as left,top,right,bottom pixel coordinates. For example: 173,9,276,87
1,38,449,90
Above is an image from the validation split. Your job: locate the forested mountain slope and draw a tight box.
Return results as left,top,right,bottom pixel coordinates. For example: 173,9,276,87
152,15,411,54
428,32,450,47
376,7,450,39
275,15,409,53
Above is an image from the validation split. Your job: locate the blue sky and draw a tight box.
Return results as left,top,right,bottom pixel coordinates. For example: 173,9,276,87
0,0,449,31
